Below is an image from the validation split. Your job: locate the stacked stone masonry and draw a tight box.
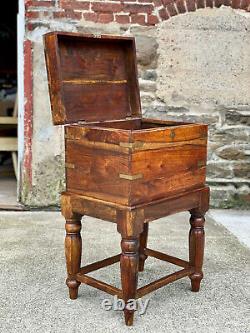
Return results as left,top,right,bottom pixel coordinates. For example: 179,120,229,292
22,0,250,208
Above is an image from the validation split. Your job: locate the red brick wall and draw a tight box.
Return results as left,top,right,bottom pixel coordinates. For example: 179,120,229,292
25,0,250,30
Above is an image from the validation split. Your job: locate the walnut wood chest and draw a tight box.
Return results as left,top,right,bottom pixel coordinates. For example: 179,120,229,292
44,31,209,326
44,32,208,205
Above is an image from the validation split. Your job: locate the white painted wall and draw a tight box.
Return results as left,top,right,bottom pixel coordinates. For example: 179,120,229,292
17,0,25,199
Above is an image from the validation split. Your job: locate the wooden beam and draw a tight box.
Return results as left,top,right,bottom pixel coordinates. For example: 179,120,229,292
76,273,122,298
0,138,18,151
79,254,121,274
145,248,189,268
0,117,18,124
136,268,194,299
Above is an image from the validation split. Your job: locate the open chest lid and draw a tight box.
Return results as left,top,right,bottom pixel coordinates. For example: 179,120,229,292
44,32,141,125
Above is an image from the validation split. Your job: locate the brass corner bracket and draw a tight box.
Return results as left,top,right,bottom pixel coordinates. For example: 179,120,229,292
119,173,143,181
119,141,144,149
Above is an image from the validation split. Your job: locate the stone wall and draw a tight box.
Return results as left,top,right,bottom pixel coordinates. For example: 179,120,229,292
21,0,250,208
142,8,250,208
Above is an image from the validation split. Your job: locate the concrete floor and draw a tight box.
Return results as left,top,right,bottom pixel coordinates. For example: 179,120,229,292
208,210,250,249
0,211,249,333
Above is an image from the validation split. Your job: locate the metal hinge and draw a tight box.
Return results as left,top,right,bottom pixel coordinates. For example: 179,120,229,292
198,161,206,168
119,173,143,181
65,163,75,169
93,33,102,38
65,134,80,140
170,130,176,140
119,141,144,149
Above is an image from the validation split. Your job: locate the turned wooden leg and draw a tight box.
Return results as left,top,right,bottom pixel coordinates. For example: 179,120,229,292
117,209,144,326
65,216,82,299
189,212,205,292
120,237,139,326
139,223,148,272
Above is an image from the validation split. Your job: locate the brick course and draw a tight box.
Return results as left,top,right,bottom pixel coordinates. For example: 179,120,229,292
25,0,250,28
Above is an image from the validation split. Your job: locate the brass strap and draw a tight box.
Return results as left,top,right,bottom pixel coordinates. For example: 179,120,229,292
65,163,75,169
63,79,127,85
198,161,206,168
119,141,144,149
119,173,143,181
65,134,81,140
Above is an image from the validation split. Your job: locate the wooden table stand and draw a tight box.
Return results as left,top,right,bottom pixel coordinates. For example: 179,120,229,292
61,186,209,326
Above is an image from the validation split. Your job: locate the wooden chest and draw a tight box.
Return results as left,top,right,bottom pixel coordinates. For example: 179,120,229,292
44,32,208,207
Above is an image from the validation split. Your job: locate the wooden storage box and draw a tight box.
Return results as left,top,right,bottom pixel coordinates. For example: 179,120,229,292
44,32,208,207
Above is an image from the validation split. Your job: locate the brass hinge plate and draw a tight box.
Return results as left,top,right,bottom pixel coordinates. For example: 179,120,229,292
119,173,143,181
65,163,75,169
198,161,206,168
170,130,176,140
65,134,81,140
119,141,144,149
93,33,102,38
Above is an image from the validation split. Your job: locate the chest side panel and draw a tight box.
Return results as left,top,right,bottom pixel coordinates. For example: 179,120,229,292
65,126,132,205
128,124,208,205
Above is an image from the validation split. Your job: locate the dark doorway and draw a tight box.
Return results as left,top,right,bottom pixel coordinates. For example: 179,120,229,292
0,1,19,209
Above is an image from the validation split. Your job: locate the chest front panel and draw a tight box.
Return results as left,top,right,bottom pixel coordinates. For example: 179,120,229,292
65,120,208,206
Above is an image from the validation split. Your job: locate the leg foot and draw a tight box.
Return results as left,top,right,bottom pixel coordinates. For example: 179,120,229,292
139,223,148,272
190,273,203,292
65,217,82,300
66,278,81,299
189,213,205,292
124,309,134,326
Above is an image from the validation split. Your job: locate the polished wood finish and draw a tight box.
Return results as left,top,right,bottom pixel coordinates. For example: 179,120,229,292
61,195,82,299
64,218,82,299
79,254,120,275
76,274,122,298
44,32,141,125
144,186,209,222
64,120,208,206
139,223,148,272
145,248,189,268
44,32,210,326
120,237,139,326
61,187,209,223
189,212,205,292
136,268,194,299
117,210,143,326
60,188,209,324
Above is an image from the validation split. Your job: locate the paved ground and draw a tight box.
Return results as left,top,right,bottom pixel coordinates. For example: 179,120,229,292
208,210,250,249
0,211,249,333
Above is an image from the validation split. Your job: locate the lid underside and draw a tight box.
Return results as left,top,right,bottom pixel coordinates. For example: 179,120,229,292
44,32,141,125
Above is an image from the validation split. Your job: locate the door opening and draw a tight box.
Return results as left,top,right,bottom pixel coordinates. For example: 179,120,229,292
0,0,19,209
